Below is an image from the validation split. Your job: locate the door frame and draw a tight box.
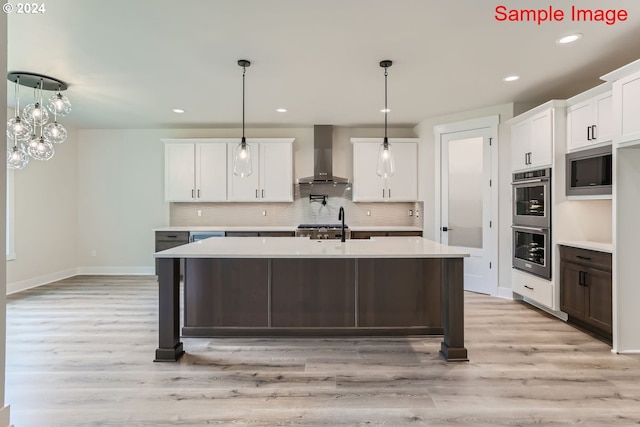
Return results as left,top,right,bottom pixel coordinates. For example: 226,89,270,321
434,115,499,295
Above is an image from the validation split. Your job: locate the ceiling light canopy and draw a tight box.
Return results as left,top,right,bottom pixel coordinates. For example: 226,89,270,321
376,60,395,179
557,33,582,44
233,59,252,178
6,71,71,170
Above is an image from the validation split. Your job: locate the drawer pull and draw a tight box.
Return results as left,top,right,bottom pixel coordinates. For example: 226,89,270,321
579,271,588,286
167,235,177,238
576,255,592,261
524,285,534,291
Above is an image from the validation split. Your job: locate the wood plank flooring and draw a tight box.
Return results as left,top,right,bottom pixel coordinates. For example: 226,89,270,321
6,275,640,426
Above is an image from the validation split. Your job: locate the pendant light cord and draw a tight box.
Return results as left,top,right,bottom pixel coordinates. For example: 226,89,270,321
242,64,246,143
384,66,388,142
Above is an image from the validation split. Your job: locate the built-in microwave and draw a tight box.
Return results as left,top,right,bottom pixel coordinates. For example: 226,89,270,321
566,145,612,197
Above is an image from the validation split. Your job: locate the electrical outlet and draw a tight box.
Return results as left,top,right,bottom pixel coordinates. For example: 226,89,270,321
197,209,202,217
91,249,97,257
408,209,413,216
416,209,420,218
366,210,371,216
262,210,267,216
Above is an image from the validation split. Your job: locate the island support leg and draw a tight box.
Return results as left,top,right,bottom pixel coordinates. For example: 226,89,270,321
439,258,468,362
155,257,184,362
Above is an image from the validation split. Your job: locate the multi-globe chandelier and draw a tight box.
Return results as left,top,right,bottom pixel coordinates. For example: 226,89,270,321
6,71,71,170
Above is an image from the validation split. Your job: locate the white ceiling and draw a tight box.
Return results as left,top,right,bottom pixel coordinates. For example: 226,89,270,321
7,0,640,129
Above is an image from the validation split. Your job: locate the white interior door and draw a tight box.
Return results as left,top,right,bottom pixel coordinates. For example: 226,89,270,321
441,128,495,295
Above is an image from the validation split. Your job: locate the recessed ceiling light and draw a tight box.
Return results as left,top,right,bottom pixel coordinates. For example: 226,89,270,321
276,108,287,113
503,75,520,82
380,108,391,113
557,33,582,44
173,108,185,113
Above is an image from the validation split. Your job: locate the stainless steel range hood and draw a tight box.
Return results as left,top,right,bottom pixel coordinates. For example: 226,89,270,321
297,125,349,184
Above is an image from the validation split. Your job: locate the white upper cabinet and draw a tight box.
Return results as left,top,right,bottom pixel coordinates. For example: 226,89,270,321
510,108,554,172
164,140,227,202
227,139,293,202
613,69,640,146
567,90,613,151
351,139,418,202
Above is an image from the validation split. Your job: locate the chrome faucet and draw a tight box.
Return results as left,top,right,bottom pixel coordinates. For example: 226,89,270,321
338,206,346,243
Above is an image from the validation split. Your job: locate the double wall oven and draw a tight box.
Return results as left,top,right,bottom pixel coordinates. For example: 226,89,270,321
511,168,551,279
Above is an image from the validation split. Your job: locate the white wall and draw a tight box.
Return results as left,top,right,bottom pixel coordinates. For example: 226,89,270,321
414,103,515,293
1,11,11,427
5,111,78,293
75,126,414,272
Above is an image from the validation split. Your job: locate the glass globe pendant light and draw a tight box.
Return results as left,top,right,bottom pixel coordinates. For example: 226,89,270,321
376,60,396,179
233,59,253,178
48,87,72,117
44,109,68,144
7,71,71,168
23,81,50,126
6,136,29,170
6,76,32,143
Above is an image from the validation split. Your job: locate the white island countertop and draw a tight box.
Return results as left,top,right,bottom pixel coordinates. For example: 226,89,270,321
154,225,422,232
154,236,467,259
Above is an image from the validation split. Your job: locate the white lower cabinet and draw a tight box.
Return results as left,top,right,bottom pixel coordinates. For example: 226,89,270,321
512,268,554,309
227,140,293,202
164,140,227,202
351,138,418,202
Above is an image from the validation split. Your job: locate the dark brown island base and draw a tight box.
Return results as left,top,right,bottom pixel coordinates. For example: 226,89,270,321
154,237,469,363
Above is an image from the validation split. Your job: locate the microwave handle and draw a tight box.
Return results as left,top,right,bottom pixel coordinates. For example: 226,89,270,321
511,178,549,185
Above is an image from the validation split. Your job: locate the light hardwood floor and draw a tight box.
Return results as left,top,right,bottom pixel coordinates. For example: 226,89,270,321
6,275,640,426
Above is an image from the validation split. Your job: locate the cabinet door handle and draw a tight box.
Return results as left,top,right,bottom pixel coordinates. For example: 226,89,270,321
576,255,591,261
382,189,385,198
388,189,391,198
592,125,597,140
524,285,534,291
197,189,200,198
587,126,592,141
192,189,194,198
262,189,264,198
255,189,258,198
579,271,588,286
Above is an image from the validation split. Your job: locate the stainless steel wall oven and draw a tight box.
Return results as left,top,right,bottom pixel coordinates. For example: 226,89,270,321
512,168,552,280
512,168,551,228
512,225,551,279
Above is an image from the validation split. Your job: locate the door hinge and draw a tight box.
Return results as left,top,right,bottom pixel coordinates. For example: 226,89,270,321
489,220,492,228
489,138,493,146
489,262,492,269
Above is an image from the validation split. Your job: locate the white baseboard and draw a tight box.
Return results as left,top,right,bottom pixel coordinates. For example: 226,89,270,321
522,296,568,321
76,266,155,275
6,268,77,295
612,348,640,354
495,286,514,300
0,404,10,427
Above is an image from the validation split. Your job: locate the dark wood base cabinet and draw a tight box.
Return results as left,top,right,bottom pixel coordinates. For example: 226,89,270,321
559,245,612,342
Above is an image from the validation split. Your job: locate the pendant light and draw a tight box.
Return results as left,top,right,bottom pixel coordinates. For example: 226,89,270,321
376,60,395,178
233,59,253,178
6,71,70,170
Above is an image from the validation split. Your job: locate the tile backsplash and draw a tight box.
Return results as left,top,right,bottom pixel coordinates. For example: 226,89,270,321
170,184,423,227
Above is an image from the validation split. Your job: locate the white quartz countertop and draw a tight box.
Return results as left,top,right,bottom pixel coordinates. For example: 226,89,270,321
154,225,422,232
154,226,297,232
557,240,613,253
154,236,467,259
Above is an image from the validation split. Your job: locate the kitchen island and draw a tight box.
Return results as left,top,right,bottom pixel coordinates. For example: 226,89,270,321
154,236,469,362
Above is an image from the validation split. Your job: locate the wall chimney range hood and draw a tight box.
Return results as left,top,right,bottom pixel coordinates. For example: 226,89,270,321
297,125,349,184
